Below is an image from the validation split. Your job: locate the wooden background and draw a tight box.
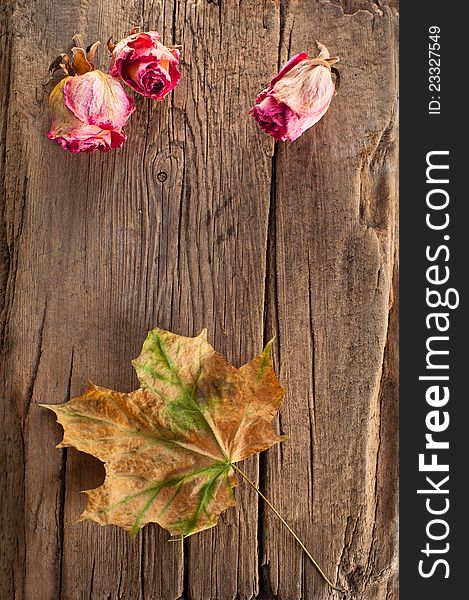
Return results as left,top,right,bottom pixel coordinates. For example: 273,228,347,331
0,1,399,599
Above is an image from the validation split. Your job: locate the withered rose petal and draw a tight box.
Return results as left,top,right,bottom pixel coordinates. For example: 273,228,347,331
48,126,127,154
268,52,310,88
64,70,135,130
250,97,288,141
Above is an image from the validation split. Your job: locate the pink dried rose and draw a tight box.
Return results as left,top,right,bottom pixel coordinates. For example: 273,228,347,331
109,29,181,100
47,41,135,153
250,42,339,142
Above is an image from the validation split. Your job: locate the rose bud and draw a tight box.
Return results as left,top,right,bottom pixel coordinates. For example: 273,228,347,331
108,29,181,100
250,42,339,142
47,40,135,153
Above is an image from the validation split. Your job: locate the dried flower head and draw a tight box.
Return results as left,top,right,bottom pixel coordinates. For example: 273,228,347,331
47,38,135,153
108,28,181,100
250,42,340,142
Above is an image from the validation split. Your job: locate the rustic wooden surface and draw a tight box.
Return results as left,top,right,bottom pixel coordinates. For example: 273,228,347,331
0,1,399,599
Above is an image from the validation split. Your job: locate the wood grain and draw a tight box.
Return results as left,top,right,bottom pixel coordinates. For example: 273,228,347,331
0,1,398,599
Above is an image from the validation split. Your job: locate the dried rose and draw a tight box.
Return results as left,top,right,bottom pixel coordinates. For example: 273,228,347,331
47,41,135,153
109,30,181,100
250,43,339,142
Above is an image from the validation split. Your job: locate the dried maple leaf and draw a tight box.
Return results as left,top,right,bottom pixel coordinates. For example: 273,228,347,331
43,328,285,538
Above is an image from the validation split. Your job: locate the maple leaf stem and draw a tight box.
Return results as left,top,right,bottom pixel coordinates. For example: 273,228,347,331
231,463,346,594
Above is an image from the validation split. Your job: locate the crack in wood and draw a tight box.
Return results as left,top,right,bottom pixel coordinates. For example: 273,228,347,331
23,298,47,422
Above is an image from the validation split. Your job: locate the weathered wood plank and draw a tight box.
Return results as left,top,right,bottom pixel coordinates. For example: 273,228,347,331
261,2,398,599
1,1,398,599
1,3,24,597
160,3,281,599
